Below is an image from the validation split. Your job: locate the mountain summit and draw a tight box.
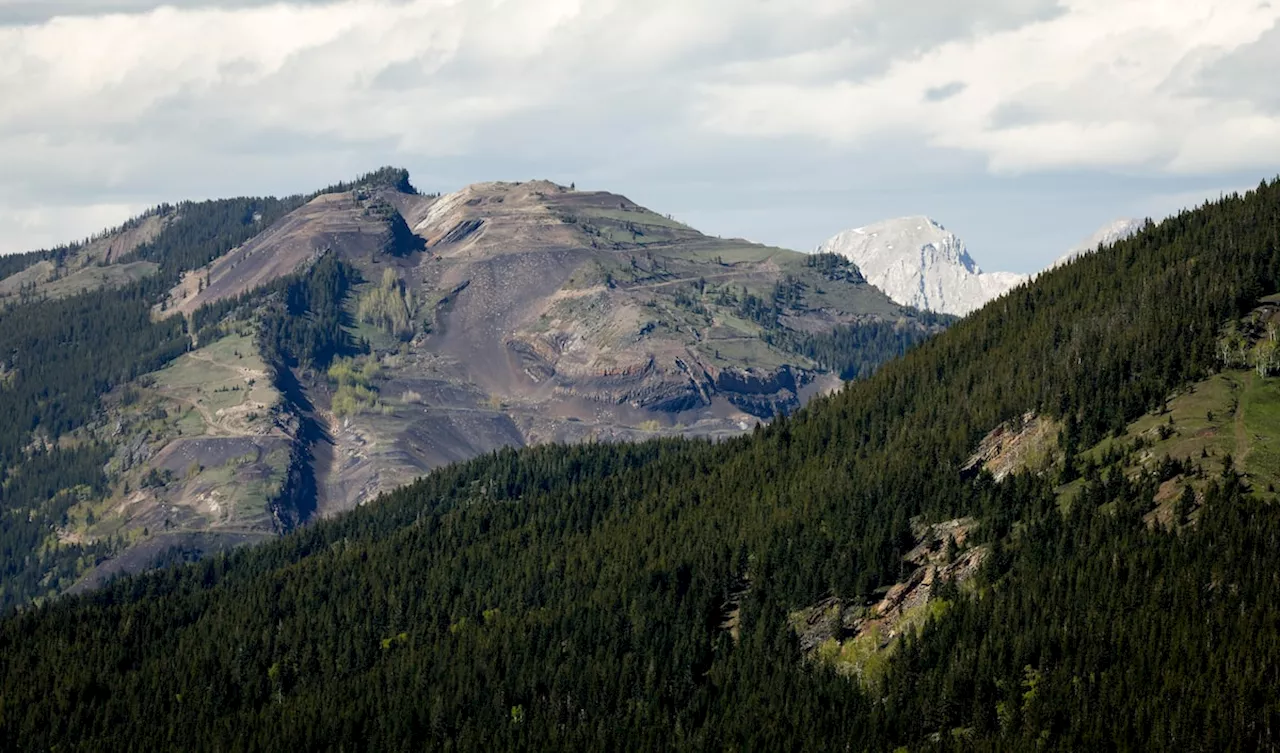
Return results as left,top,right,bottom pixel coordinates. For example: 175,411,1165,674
814,216,1025,316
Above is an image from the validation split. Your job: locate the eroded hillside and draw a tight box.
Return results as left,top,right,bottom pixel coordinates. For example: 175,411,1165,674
183,177,934,516
0,213,166,307
0,169,942,600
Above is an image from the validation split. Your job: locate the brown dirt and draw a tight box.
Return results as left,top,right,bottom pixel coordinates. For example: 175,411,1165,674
163,192,398,318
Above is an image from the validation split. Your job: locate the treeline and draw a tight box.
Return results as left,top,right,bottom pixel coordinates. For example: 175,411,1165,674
0,249,48,281
778,314,953,380
316,166,419,198
721,272,951,380
127,196,307,286
0,206,171,283
2,178,1280,749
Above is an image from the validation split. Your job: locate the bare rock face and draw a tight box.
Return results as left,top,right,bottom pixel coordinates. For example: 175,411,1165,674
790,517,987,682
961,411,1060,481
713,366,806,417
815,216,1026,316
714,364,799,395
297,179,936,515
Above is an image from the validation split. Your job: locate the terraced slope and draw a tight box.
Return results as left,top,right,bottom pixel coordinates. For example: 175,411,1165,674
0,170,943,601
296,180,932,514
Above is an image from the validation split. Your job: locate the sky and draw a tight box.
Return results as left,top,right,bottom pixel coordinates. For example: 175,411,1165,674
1,0,1279,273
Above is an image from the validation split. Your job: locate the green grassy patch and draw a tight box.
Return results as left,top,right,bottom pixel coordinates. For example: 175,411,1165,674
0,261,158,305
576,208,692,231
696,337,792,370
173,407,206,437
1064,369,1280,508
673,241,782,265
1240,374,1280,498
1079,372,1238,470
152,332,277,429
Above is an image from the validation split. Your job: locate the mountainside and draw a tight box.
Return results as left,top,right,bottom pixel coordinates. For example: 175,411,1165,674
815,216,1026,316
3,178,1279,750
0,169,943,608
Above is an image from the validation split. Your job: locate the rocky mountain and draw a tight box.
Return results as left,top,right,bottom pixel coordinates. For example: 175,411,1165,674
0,169,943,604
814,216,1025,316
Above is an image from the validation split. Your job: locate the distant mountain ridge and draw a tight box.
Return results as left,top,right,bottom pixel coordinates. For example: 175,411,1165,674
815,216,1025,316
816,215,1150,316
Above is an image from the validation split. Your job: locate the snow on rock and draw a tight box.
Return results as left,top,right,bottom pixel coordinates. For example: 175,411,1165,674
814,216,1025,317
1051,218,1145,269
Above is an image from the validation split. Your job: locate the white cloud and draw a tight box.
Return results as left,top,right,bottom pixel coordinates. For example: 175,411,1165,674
698,0,1280,173
0,0,1076,165
0,0,1276,260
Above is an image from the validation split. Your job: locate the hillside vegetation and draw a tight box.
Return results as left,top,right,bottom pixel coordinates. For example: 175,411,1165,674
1,180,1279,750
0,169,938,611
0,185,330,608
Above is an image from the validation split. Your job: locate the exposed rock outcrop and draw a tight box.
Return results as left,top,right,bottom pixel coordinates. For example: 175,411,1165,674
961,411,1060,481
790,518,987,683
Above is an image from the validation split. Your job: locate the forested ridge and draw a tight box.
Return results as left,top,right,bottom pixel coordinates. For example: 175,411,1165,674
0,170,411,608
0,194,308,608
4,179,1280,750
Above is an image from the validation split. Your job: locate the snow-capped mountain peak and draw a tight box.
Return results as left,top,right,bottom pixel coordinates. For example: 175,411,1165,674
1052,218,1144,268
815,216,1024,317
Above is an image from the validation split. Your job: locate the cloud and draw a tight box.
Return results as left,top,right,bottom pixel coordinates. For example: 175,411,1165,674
0,1,1067,244
1192,21,1280,114
925,82,967,102
0,0,1277,261
0,0,342,25
698,0,1280,173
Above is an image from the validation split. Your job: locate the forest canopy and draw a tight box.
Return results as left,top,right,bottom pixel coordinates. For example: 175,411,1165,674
3,178,1280,750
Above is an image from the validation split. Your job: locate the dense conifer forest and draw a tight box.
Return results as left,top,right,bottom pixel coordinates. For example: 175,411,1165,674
3,178,1280,750
782,314,953,380
0,248,47,282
